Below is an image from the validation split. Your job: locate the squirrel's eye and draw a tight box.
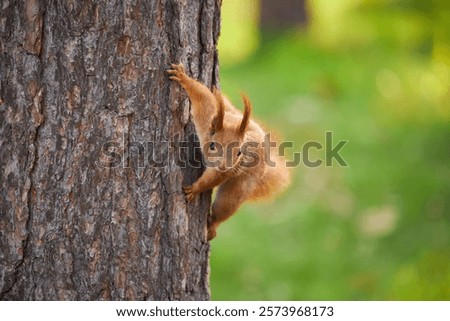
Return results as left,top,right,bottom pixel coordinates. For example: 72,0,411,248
209,142,216,150
237,150,242,157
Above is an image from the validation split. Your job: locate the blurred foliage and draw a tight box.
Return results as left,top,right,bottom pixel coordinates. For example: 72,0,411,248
217,0,260,66
211,0,450,300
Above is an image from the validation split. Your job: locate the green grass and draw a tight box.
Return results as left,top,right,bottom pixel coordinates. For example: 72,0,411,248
210,34,450,300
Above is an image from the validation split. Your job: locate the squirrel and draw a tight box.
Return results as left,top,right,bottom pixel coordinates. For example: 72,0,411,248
167,63,290,240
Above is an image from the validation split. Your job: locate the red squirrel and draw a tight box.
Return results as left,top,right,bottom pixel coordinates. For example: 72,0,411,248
167,63,290,240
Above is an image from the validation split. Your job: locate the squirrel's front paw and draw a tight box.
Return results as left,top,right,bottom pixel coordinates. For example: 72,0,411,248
182,185,197,201
167,63,186,83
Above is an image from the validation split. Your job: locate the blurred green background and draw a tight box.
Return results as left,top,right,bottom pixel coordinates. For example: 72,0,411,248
210,0,450,300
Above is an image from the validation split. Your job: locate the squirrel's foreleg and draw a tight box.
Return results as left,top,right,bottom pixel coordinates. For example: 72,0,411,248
183,168,227,201
167,63,217,143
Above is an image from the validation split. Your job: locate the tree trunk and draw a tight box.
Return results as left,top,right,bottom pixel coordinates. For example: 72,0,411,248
0,0,220,300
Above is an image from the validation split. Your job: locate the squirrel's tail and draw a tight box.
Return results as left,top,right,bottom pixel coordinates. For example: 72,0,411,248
250,154,291,200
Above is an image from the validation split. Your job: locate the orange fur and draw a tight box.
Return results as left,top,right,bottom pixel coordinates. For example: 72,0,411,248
167,63,290,240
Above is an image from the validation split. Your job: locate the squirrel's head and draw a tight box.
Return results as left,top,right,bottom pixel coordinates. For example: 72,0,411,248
204,91,252,172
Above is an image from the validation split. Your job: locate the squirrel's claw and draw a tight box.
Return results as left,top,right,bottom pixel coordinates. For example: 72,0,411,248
170,63,185,72
183,185,196,201
167,63,186,84
168,75,181,82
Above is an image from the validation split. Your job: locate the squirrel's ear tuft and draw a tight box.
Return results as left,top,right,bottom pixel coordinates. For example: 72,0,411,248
211,88,225,134
238,93,252,136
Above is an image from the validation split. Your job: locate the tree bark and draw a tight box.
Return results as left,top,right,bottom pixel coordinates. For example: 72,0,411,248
0,0,220,300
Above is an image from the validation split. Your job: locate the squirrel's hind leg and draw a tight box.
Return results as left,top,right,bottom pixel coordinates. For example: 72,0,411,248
208,180,249,240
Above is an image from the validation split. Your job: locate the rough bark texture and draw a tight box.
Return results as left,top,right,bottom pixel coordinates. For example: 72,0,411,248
0,0,220,300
